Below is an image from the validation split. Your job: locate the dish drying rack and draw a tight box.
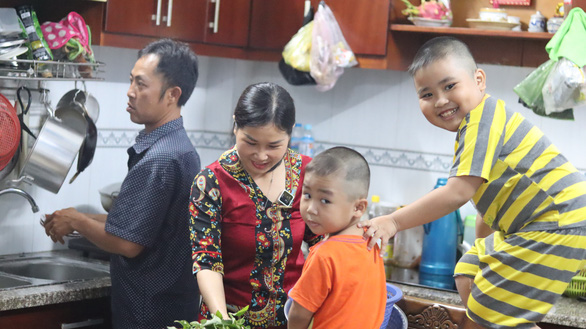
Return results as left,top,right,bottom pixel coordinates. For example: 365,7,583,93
0,58,105,81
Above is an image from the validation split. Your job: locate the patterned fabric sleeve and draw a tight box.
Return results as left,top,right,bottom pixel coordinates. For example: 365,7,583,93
189,167,224,275
304,225,323,247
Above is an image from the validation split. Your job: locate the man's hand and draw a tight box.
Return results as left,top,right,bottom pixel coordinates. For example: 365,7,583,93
43,208,80,244
357,214,399,257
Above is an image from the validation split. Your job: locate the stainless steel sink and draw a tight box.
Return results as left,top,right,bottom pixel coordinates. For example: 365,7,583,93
0,274,32,289
0,256,109,290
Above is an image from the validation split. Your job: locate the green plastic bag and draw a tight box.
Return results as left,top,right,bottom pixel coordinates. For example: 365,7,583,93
513,59,574,120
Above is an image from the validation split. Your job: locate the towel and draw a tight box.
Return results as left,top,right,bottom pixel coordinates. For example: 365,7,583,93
546,8,586,67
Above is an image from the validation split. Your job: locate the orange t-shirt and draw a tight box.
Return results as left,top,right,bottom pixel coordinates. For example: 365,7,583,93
288,235,386,329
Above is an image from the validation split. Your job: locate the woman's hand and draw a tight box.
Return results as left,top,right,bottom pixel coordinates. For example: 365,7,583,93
357,214,399,257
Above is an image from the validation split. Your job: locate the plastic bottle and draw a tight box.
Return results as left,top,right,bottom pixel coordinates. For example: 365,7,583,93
290,123,303,153
563,0,572,18
299,124,314,157
419,178,464,290
368,195,381,219
368,195,400,265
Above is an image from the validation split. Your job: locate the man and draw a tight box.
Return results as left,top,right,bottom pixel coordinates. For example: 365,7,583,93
44,38,201,329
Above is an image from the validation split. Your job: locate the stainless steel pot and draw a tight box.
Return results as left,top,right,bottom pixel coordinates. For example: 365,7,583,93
18,100,86,194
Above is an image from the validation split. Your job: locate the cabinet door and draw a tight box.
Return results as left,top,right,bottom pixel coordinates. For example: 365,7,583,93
311,0,390,56
248,0,307,50
0,297,111,329
203,0,252,47
105,0,206,42
159,0,207,42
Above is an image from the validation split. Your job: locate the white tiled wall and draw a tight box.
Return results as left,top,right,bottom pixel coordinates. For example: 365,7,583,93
1,45,585,255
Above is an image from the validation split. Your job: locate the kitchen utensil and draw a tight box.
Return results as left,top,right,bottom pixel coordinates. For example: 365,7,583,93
0,93,21,170
56,88,99,123
69,95,97,184
466,18,518,30
18,99,86,194
0,46,28,60
0,145,20,182
408,17,451,27
529,11,546,32
99,182,122,212
16,86,36,139
0,38,25,49
479,7,507,21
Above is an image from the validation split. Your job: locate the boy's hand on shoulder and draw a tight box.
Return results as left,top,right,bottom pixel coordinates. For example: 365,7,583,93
357,215,398,257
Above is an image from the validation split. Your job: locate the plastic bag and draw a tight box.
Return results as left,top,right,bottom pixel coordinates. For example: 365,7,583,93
279,3,316,86
513,60,573,120
542,57,586,114
282,21,314,72
310,2,358,92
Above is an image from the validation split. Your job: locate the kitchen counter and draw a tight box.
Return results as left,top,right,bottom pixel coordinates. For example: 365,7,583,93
390,281,586,328
0,250,111,312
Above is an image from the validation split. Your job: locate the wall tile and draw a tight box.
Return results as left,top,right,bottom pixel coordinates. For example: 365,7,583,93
2,46,585,256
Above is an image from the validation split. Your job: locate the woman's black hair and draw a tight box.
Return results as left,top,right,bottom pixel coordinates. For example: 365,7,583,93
233,82,295,135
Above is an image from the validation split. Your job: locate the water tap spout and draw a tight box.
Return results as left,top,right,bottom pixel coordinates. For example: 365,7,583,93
0,188,39,213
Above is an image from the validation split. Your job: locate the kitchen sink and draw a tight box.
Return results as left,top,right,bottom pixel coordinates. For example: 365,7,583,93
0,274,32,289
0,256,109,290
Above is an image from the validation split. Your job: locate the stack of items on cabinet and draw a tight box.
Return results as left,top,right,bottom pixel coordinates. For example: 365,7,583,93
0,5,95,78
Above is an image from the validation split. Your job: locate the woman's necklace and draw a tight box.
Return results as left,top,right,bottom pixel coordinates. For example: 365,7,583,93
264,170,275,209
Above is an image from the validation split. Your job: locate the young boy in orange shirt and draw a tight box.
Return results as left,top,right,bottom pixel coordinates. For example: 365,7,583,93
287,146,387,329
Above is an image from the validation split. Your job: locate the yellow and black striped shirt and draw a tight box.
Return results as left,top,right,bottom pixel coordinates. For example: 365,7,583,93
451,95,586,233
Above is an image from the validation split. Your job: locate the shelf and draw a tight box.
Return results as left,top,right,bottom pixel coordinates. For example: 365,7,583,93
390,24,554,40
0,59,105,81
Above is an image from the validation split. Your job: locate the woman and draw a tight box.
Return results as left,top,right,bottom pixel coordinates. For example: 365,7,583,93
189,82,322,329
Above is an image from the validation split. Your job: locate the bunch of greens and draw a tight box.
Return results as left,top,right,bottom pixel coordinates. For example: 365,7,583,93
168,306,250,329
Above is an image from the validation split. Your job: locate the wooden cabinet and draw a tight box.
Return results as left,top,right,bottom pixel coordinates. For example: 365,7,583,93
384,0,586,70
248,0,391,56
0,297,111,329
398,295,579,329
104,0,250,47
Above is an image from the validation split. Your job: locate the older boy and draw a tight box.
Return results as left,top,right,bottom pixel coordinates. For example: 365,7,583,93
360,36,586,329
288,146,386,329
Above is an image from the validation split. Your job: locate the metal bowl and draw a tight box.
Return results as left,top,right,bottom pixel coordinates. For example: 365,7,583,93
98,182,122,212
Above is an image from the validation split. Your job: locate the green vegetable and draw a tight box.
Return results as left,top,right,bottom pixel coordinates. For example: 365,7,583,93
168,305,251,329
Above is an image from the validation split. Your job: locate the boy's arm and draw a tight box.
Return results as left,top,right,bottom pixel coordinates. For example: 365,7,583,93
360,175,484,253
287,300,314,329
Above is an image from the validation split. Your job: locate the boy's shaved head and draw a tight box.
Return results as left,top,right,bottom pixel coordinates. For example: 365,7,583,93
305,147,370,200
408,36,477,77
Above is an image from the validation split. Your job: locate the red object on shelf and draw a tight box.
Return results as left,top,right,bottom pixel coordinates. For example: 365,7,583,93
0,93,21,171
490,0,530,5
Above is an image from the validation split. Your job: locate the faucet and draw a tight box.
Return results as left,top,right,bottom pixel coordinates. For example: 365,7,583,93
0,188,39,213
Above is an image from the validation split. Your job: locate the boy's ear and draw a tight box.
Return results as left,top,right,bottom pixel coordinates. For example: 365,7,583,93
353,199,368,218
475,68,487,93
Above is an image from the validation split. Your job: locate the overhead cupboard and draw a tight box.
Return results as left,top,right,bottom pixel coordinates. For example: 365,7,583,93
3,0,586,70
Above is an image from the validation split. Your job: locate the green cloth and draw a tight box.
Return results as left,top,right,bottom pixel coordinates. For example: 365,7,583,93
546,8,586,67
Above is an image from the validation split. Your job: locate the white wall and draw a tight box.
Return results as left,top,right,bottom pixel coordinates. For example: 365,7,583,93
1,45,585,255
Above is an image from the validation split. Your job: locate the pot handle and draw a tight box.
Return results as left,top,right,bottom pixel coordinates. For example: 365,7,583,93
41,89,55,117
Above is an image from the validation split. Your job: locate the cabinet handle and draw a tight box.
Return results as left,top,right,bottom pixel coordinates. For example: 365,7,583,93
208,0,220,33
166,0,173,27
61,318,104,329
153,0,162,26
